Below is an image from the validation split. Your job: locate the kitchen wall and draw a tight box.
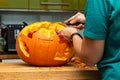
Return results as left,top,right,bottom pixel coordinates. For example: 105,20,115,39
0,11,83,34
1,12,75,25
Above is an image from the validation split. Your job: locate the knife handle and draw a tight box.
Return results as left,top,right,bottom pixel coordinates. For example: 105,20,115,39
66,22,84,26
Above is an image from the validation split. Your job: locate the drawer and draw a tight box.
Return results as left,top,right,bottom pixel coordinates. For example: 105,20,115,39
29,0,79,10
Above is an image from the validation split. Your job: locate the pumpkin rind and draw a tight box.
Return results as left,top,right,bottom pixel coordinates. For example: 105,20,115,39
16,21,74,66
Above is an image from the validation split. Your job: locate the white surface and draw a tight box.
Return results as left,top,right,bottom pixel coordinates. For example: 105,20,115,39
2,59,23,62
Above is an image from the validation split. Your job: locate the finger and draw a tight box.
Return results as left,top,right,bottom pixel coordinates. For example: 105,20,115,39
64,16,75,24
66,14,82,24
70,16,79,24
64,12,84,24
57,31,64,38
57,29,63,36
78,24,84,30
72,24,84,30
64,13,79,24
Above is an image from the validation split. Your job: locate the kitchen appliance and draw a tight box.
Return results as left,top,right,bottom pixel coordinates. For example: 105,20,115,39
1,23,27,52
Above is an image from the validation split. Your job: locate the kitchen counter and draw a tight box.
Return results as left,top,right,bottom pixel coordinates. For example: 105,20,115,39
0,62,101,80
0,53,19,62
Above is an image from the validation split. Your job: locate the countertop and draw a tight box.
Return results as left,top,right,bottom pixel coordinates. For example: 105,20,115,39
0,62,101,80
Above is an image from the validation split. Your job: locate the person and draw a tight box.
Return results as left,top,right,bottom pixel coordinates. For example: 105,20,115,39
57,0,120,80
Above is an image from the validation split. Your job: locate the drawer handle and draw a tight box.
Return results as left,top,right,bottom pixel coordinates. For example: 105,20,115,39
40,2,70,6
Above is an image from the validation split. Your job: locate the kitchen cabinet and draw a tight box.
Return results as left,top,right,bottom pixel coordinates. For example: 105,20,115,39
0,0,29,9
79,0,86,11
29,0,79,10
0,0,86,11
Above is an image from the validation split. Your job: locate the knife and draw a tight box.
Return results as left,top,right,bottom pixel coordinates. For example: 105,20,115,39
66,22,84,26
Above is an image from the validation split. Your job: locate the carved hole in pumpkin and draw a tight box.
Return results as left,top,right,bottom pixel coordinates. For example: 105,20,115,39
27,31,36,38
24,43,29,54
19,38,30,57
28,33,32,38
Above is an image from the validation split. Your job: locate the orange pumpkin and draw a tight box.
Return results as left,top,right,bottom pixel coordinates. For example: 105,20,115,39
16,21,74,66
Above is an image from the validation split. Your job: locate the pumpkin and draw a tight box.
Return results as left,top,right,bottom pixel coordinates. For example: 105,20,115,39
16,21,74,66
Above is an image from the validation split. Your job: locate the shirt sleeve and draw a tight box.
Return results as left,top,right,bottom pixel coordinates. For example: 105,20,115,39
83,0,109,40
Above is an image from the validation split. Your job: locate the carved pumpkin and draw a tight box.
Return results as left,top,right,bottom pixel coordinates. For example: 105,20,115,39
16,21,74,66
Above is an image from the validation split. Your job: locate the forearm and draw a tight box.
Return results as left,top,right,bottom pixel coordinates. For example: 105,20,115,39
72,36,104,66
72,35,82,55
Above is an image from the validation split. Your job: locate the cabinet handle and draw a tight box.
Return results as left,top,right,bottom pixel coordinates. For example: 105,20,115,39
40,2,70,6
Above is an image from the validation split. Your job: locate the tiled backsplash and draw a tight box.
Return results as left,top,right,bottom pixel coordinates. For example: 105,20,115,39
1,12,74,24
0,12,83,34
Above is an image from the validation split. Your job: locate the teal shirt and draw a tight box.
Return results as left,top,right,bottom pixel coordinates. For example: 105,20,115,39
83,0,120,80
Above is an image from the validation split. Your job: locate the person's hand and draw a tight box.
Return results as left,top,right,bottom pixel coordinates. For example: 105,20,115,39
57,27,78,42
64,12,85,30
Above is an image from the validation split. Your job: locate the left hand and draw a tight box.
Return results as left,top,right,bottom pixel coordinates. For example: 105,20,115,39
64,12,85,30
57,27,78,41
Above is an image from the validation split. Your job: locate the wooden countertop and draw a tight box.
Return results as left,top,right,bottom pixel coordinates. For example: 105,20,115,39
0,52,19,59
0,54,19,59
0,62,101,80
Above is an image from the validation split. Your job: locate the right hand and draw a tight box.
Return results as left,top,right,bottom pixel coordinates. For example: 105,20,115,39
57,27,78,42
64,12,85,30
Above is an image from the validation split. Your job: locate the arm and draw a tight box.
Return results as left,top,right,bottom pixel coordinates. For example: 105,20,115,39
72,35,104,66
58,27,104,66
59,0,108,66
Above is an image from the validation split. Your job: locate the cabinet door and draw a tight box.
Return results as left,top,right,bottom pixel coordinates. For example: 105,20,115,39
79,0,86,11
29,0,47,9
62,0,79,10
29,0,79,10
0,0,28,9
